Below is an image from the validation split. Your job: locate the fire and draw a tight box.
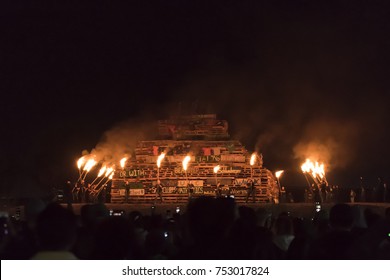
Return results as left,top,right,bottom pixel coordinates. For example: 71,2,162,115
213,165,220,173
83,158,97,172
301,158,326,181
108,172,114,180
77,156,87,170
182,155,191,171
120,157,127,169
250,153,256,166
275,170,284,178
97,166,107,177
105,166,114,177
157,152,166,168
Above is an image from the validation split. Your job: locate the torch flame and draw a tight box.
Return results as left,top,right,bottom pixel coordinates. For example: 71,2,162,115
301,159,326,179
77,156,87,170
120,157,127,169
108,172,114,180
157,152,166,168
182,155,191,171
83,158,97,172
250,153,256,166
105,167,114,177
213,165,220,173
98,166,107,177
275,170,284,178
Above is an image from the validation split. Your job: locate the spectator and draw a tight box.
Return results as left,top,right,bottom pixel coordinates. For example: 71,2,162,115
31,203,78,260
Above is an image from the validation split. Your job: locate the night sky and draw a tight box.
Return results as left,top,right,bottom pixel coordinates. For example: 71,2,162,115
2,1,390,197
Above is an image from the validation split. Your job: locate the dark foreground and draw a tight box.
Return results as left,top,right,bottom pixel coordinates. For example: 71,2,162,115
1,198,389,260
64,202,390,218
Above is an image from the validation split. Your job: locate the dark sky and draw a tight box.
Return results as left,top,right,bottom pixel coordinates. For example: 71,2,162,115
2,1,390,197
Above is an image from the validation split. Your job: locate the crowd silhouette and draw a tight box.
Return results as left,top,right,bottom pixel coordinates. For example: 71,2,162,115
0,197,389,260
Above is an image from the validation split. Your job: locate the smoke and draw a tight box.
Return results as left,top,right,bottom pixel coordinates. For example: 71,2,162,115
80,116,159,166
293,118,360,171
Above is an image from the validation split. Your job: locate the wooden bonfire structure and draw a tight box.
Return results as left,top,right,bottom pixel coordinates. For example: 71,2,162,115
111,114,279,204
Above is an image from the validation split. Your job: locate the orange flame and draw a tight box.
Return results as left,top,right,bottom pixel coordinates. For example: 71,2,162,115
250,153,256,166
83,158,97,172
97,166,107,177
301,159,326,179
182,155,191,171
213,165,220,173
275,170,284,178
105,167,114,177
77,156,87,170
108,172,114,180
157,152,166,168
120,157,127,169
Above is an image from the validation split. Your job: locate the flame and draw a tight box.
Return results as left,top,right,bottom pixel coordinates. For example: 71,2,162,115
182,155,191,171
301,159,326,179
83,158,97,172
77,156,87,170
120,157,127,169
105,167,114,177
250,153,256,166
108,172,114,180
157,152,166,168
275,170,284,178
213,165,220,173
98,166,107,177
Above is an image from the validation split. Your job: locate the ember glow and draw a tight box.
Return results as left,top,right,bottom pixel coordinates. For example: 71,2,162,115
182,155,191,171
157,152,166,168
213,165,220,173
120,157,127,169
275,170,284,178
250,153,256,166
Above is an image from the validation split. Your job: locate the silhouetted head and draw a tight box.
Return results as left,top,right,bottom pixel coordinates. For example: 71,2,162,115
35,203,77,251
329,204,354,231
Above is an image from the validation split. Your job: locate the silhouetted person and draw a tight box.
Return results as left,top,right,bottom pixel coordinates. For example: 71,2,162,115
215,181,222,198
245,179,256,203
350,189,356,203
91,216,133,259
188,183,194,201
377,177,386,202
280,187,287,203
309,204,355,259
72,182,80,203
154,180,163,203
31,203,78,259
63,180,73,205
79,180,86,203
313,184,321,204
272,215,295,258
124,181,130,203
180,196,236,259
